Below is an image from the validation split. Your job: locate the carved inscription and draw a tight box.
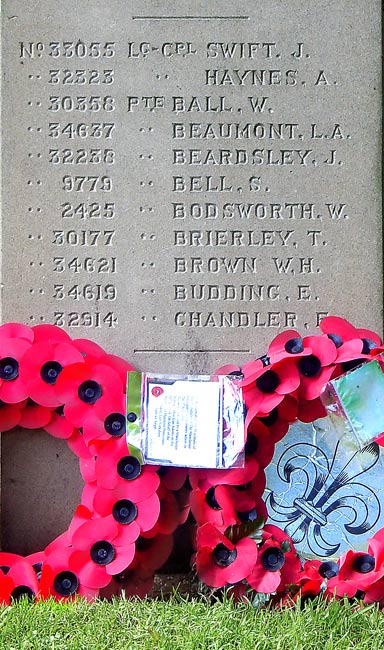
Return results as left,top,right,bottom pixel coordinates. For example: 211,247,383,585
18,41,119,332
2,3,382,371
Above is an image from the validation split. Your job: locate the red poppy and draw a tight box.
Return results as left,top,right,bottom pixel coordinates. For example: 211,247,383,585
222,485,269,530
18,400,53,429
68,516,136,589
196,522,258,588
80,482,97,510
267,330,312,364
297,396,327,423
32,324,72,344
102,353,135,385
0,560,40,603
81,393,127,448
242,359,300,424
319,316,381,366
80,455,97,483
0,552,24,571
367,527,384,568
0,573,22,606
246,525,300,594
100,569,154,600
327,529,384,598
90,482,161,535
94,437,159,491
158,467,189,491
0,323,34,343
72,337,106,360
296,579,324,603
240,358,267,386
257,395,298,444
245,420,275,469
299,558,323,583
44,408,76,440
21,341,84,407
2,315,383,606
190,484,243,531
67,430,93,460
155,485,190,535
174,485,192,525
297,558,340,600
363,578,384,605
296,336,337,401
25,550,45,582
192,477,266,531
66,504,93,539
130,533,174,577
0,337,32,403
189,457,259,490
326,552,369,598
54,360,123,427
146,483,185,537
0,399,25,430
39,546,98,601
227,472,268,505
244,472,267,500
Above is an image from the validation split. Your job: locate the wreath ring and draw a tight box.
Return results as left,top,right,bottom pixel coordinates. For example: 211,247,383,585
0,317,383,606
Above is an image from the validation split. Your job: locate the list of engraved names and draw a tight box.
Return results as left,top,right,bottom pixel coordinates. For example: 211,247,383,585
2,3,381,372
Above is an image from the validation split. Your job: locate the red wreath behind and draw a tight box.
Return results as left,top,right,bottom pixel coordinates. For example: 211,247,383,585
0,317,384,606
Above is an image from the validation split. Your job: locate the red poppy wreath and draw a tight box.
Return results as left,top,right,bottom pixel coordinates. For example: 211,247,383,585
0,317,384,607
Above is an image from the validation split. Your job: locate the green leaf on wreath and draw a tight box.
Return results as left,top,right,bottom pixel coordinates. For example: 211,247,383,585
225,517,264,544
250,591,271,609
280,540,291,553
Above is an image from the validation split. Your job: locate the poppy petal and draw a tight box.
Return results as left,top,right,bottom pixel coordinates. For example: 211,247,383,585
69,551,111,589
106,544,136,576
32,324,72,343
0,323,34,342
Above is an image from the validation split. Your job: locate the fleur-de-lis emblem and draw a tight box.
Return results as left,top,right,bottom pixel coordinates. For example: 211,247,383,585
265,439,381,558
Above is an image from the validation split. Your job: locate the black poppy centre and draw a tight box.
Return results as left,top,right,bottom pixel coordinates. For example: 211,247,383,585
54,570,79,597
237,508,258,522
0,357,19,381
205,487,221,510
40,361,63,385
112,499,138,525
353,554,375,574
284,338,304,354
319,561,339,579
10,585,35,601
256,370,280,393
117,456,142,480
327,333,343,348
104,412,126,437
213,543,237,567
259,408,278,426
78,380,103,404
298,355,321,377
261,547,285,572
245,433,258,456
90,540,115,566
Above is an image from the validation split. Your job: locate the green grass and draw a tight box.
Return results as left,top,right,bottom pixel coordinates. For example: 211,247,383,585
0,595,383,650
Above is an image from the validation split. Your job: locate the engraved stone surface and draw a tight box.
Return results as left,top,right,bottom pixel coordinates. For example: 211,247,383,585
2,1,382,374
1,1,382,552
264,420,384,560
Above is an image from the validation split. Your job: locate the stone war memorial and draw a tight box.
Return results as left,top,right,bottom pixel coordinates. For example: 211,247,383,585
0,0,383,604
